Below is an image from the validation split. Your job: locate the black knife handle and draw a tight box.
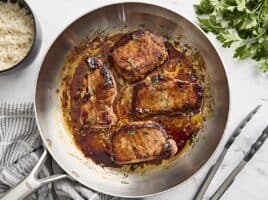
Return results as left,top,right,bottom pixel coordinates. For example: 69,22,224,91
244,126,268,162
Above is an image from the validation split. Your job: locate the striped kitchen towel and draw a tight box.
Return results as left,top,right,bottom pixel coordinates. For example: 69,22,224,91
0,102,116,200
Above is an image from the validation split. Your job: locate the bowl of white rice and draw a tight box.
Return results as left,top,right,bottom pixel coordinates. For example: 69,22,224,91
0,0,41,73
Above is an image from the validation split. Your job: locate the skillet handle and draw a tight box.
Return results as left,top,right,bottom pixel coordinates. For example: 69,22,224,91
1,149,67,200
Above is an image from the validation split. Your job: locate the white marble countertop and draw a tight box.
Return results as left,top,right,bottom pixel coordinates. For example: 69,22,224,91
1,0,268,199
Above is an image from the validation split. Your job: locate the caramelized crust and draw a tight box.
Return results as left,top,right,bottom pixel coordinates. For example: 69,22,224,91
149,57,197,82
133,75,202,119
111,30,168,82
79,57,117,128
112,121,177,165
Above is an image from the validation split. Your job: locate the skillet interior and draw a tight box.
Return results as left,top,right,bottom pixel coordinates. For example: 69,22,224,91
35,2,229,197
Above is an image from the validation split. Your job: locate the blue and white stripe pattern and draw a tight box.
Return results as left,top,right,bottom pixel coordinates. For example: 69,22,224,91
0,102,115,200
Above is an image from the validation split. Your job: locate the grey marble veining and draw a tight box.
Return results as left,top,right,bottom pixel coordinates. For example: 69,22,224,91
0,0,268,199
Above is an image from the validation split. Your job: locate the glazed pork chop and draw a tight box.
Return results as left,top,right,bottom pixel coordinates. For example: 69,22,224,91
133,75,203,119
111,30,168,82
79,57,117,128
112,121,177,165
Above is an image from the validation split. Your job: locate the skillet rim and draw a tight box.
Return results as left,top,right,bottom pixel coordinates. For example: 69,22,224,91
34,1,230,198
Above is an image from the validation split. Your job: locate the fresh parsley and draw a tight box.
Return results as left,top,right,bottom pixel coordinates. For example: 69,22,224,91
194,0,268,72
127,58,136,68
143,130,150,135
95,53,102,58
151,74,163,84
128,130,135,135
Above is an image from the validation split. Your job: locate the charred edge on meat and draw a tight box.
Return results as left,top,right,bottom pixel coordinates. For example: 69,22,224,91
85,57,102,70
110,30,145,52
100,66,114,88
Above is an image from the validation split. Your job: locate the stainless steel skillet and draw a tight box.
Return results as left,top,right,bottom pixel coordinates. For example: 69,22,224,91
3,2,230,199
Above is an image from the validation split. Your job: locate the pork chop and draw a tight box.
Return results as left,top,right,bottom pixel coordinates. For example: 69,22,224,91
79,57,117,128
111,30,168,82
111,121,177,165
133,75,203,119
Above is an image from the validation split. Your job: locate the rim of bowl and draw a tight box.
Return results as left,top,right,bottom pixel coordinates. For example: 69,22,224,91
0,0,38,73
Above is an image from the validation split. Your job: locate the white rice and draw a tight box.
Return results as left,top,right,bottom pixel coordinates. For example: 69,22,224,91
0,1,34,71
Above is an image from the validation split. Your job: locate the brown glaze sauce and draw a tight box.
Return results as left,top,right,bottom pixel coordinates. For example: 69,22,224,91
61,30,209,169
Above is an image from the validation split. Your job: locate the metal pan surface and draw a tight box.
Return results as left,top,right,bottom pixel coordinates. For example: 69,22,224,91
35,2,229,198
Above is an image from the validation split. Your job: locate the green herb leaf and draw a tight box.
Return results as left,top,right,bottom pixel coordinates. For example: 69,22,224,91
95,53,102,58
198,16,225,34
259,59,268,72
128,130,135,135
194,0,215,15
143,131,150,135
151,75,163,84
234,43,258,59
127,58,136,68
218,31,241,48
195,0,268,72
